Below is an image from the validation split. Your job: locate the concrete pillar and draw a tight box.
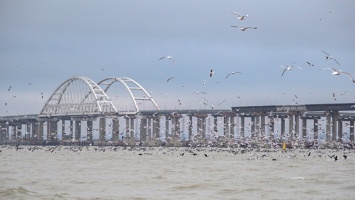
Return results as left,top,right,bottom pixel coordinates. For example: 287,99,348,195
255,116,260,137
260,115,265,136
269,117,274,136
337,119,342,143
288,115,294,139
26,124,31,141
230,116,234,139
251,116,255,137
130,117,135,139
281,118,285,139
87,120,93,141
313,118,318,140
112,118,119,141
164,115,169,139
0,123,5,143
153,117,160,139
302,118,307,139
294,114,300,137
140,118,147,142
125,117,130,137
99,118,106,141
47,121,58,141
31,122,36,141
350,120,354,143
326,114,331,141
223,116,229,136
331,114,337,141
37,122,44,141
188,115,193,139
75,121,81,141
17,124,22,139
240,116,245,137
147,118,152,142
61,119,66,137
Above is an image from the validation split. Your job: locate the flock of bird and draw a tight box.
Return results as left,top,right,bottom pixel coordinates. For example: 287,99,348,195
0,143,353,163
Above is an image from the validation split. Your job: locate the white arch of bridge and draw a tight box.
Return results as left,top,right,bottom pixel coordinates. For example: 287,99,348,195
40,76,117,116
97,77,160,113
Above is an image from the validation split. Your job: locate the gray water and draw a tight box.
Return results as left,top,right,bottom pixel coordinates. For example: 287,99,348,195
1,146,355,200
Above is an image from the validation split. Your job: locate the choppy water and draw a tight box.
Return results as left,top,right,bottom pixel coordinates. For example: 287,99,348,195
1,146,355,200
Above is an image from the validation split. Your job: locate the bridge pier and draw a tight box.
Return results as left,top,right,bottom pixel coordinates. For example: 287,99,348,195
188,115,193,140
87,120,93,141
112,118,119,141
140,117,147,143
99,118,106,141
288,115,294,139
74,120,81,141
331,113,337,141
47,121,58,141
240,116,245,137
0,123,5,143
350,120,354,144
152,116,160,140
313,118,319,140
337,119,342,143
230,116,235,139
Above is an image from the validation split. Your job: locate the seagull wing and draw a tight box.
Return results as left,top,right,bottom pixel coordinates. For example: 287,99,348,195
231,12,241,17
333,58,341,66
159,56,166,60
225,73,232,79
321,50,330,56
167,77,175,82
341,72,355,83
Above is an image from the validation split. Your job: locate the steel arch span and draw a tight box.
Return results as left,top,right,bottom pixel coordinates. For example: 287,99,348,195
40,76,117,116
98,77,160,113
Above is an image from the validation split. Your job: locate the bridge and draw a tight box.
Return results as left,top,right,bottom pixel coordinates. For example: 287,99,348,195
0,76,354,147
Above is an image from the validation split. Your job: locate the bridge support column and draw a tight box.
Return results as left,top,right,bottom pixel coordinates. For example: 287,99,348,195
295,114,300,138
47,121,58,141
112,118,119,141
260,115,265,137
350,120,354,143
130,117,135,140
213,115,218,133
99,118,106,141
37,122,44,141
25,123,31,141
0,123,5,143
288,115,294,139
87,120,93,141
153,116,160,141
331,113,337,141
17,124,22,139
125,117,130,138
326,114,331,141
302,118,307,139
75,121,81,141
281,117,285,139
255,115,260,137
147,118,152,142
70,120,74,138
314,118,319,140
230,116,235,139
251,116,255,137
240,116,245,137
337,119,342,143
269,117,274,137
165,115,169,139
223,116,229,136
140,117,147,143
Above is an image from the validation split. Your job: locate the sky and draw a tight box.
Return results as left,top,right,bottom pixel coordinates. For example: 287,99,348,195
1,0,355,116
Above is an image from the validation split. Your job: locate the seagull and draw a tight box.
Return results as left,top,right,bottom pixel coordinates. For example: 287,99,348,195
231,12,248,20
166,77,175,82
323,67,355,83
195,91,206,95
306,62,315,66
7,86,11,91
225,71,242,79
159,56,176,65
322,50,340,66
231,26,257,31
210,69,214,77
280,65,302,77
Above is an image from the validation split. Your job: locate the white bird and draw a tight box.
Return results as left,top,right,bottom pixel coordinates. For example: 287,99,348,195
231,26,257,31
322,50,340,66
210,69,214,77
231,12,248,20
159,56,176,65
280,65,302,77
195,91,206,95
225,71,242,79
166,77,175,82
323,67,355,83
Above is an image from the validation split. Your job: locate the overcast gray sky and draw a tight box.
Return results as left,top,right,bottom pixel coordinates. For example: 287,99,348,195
1,0,355,115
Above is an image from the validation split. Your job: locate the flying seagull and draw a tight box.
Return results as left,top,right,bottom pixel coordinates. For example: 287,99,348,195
166,77,175,82
8,86,11,91
323,67,355,83
280,65,302,77
225,71,242,79
159,56,176,65
322,50,340,66
231,26,257,31
210,69,214,77
231,12,248,20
